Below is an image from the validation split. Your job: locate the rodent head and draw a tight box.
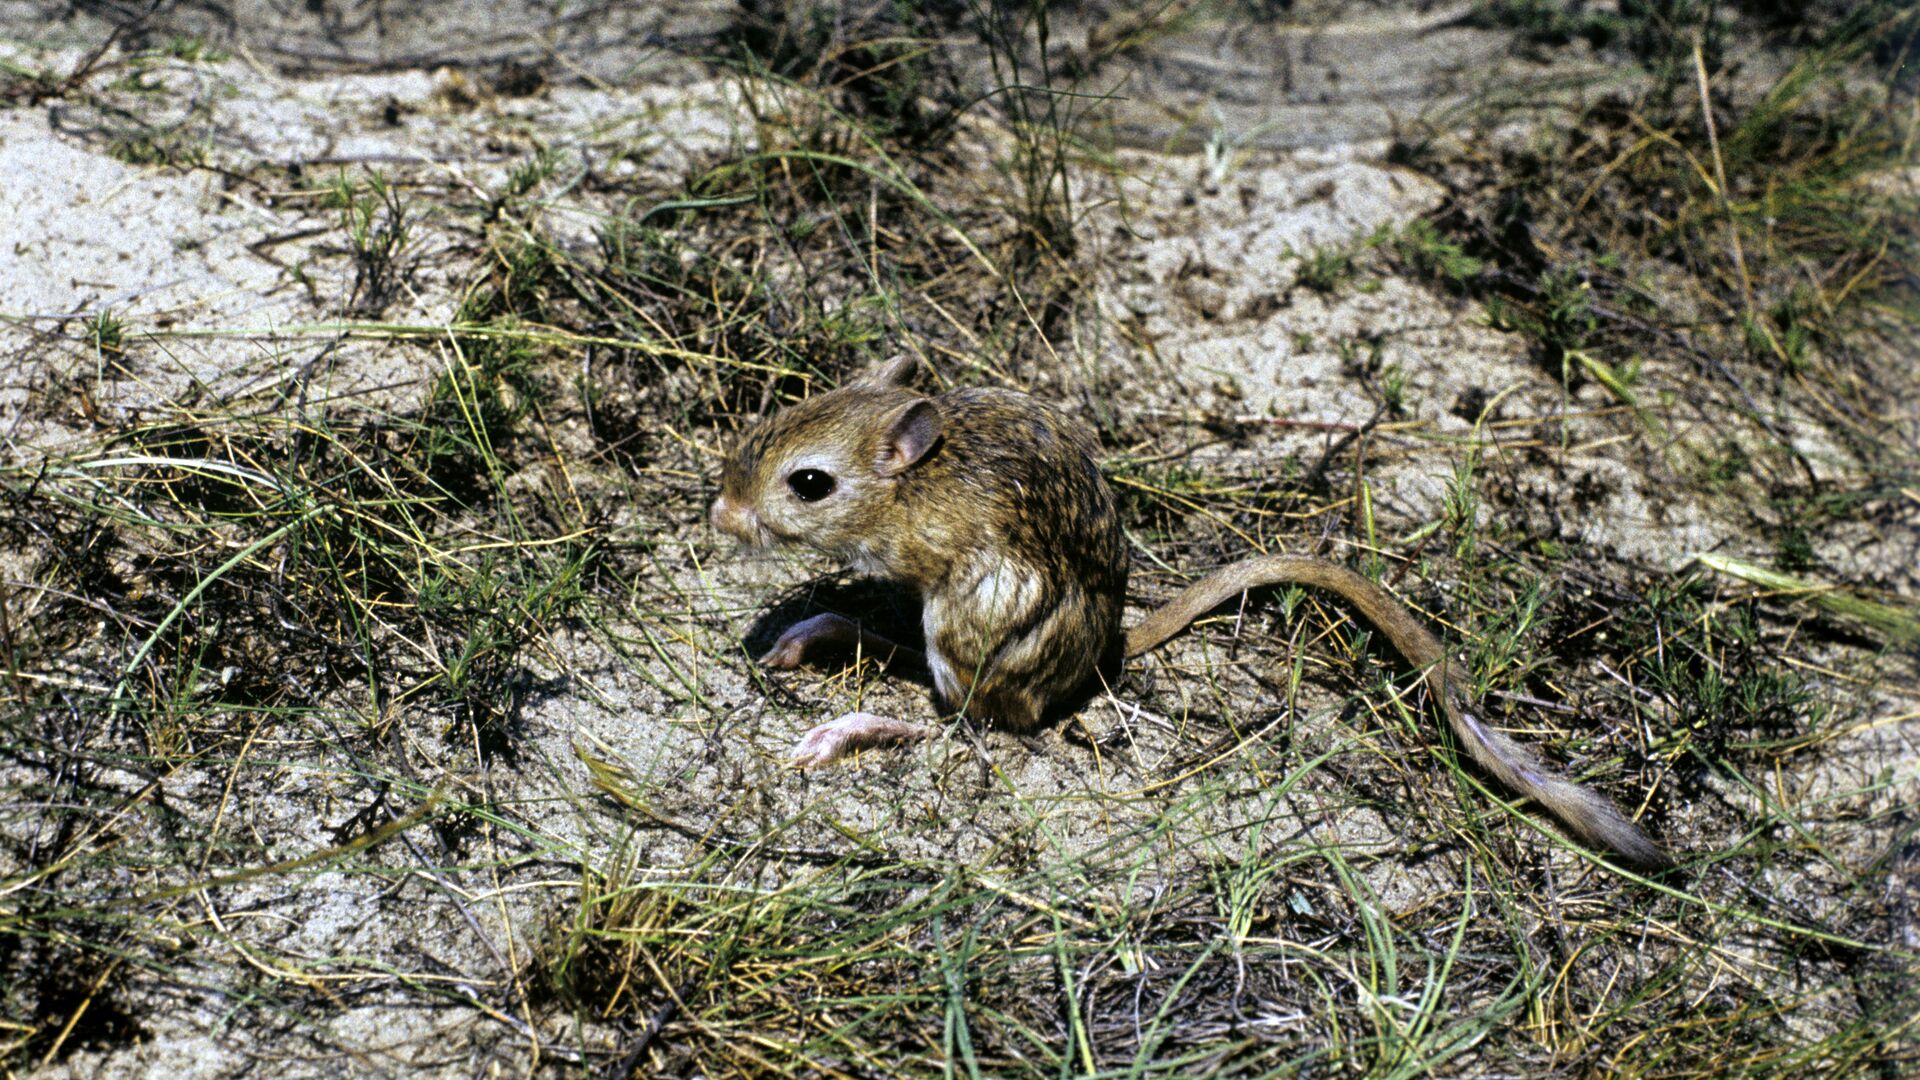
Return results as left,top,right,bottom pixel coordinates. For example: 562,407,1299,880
710,355,941,563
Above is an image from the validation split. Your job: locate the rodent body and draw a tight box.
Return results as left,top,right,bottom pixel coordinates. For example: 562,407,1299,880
711,357,1668,869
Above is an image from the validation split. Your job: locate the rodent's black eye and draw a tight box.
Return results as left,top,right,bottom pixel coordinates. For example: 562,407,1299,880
786,468,836,502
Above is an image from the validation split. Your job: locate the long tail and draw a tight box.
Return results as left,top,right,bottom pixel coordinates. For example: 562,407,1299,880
1126,555,1669,869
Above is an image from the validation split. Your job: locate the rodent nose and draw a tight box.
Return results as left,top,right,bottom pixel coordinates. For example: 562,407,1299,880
709,493,759,542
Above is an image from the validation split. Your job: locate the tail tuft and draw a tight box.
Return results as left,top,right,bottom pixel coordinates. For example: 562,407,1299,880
1451,694,1670,870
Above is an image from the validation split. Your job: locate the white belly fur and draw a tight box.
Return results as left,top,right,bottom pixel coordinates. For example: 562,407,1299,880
922,556,1045,709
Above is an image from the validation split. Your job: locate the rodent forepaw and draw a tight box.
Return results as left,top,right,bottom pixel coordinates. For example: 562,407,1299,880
759,612,858,669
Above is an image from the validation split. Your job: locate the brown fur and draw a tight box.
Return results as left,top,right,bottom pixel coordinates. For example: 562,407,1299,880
712,357,1669,869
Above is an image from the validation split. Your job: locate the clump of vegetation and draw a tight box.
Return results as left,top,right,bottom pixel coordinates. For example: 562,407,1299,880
154,35,228,63
1422,5,1916,389
0,144,604,1064
324,169,414,316
1467,0,1632,51
731,0,967,144
1391,219,1484,287
83,308,124,354
1295,244,1359,292
106,125,207,167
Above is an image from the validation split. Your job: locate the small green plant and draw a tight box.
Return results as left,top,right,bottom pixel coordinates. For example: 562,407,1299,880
1470,576,1548,685
1776,523,1816,573
1443,454,1480,558
1379,362,1409,414
159,36,229,63
109,128,207,167
814,292,891,350
1699,442,1750,488
1202,102,1281,185
106,68,165,94
84,308,124,353
1394,219,1482,286
328,169,412,315
1538,268,1597,359
1635,578,1825,759
504,147,559,200
1743,294,1815,372
1295,245,1358,293
1337,334,1384,375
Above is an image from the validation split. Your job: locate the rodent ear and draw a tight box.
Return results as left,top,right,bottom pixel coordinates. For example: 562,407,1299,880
875,399,941,477
859,353,920,389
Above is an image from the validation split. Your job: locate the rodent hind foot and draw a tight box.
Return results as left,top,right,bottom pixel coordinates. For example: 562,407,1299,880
790,712,934,768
